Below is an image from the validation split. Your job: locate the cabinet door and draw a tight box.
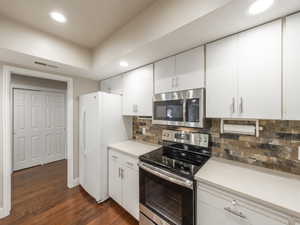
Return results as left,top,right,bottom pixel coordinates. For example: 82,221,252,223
154,56,176,94
197,186,289,225
123,65,153,116
206,35,238,118
100,75,123,95
122,166,139,220
283,12,300,120
175,46,205,91
108,151,122,205
237,20,282,119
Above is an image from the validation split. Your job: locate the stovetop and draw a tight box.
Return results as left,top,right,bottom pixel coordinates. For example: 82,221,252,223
139,142,211,180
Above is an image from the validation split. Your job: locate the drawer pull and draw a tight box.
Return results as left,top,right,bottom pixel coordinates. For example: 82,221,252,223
126,162,134,167
112,155,118,160
224,207,247,219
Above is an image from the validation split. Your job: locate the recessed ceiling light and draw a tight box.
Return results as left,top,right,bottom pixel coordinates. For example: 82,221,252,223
120,61,129,67
50,11,67,23
249,0,274,15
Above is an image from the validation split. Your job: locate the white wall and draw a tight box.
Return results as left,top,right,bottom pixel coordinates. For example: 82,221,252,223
93,0,231,71
0,15,92,70
11,74,67,90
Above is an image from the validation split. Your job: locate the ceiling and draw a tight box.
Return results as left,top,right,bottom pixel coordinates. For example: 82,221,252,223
0,0,155,48
96,0,300,79
0,0,300,81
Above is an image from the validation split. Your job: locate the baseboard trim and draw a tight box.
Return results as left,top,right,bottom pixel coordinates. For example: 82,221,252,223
0,207,9,219
73,178,79,187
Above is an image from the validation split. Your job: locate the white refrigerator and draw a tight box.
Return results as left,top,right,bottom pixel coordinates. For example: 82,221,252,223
79,92,132,203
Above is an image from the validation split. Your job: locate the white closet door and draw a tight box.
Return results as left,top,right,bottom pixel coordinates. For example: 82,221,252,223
13,90,66,171
44,92,66,164
13,90,45,171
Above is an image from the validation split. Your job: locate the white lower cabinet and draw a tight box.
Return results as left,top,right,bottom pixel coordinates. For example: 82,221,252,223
123,165,139,219
108,151,123,204
197,183,289,225
108,149,139,220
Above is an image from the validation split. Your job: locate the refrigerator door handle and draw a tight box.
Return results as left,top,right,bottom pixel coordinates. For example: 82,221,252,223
83,110,87,156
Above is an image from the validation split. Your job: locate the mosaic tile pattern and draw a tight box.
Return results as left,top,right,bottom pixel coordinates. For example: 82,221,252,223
133,117,300,176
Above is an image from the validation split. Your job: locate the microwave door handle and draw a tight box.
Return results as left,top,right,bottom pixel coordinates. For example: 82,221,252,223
183,99,186,123
139,162,193,189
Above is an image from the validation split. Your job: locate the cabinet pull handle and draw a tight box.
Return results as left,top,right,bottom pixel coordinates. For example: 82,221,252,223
224,207,247,219
112,155,118,160
239,97,243,114
133,104,138,113
118,168,121,178
231,97,235,114
120,168,124,179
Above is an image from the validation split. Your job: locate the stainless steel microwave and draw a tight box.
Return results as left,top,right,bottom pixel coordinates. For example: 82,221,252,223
152,88,205,128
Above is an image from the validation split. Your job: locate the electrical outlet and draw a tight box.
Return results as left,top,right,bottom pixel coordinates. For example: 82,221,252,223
298,146,300,161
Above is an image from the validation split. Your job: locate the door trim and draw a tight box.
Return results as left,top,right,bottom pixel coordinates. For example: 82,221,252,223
2,65,75,218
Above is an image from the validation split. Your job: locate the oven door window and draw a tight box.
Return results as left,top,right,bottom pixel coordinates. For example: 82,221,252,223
186,98,200,123
153,100,184,121
140,168,193,225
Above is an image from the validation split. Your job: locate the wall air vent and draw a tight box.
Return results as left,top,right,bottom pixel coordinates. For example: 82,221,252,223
34,61,59,69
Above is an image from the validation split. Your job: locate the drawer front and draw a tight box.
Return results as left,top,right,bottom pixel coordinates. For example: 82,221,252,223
109,149,124,163
197,183,289,225
109,148,138,170
123,153,139,171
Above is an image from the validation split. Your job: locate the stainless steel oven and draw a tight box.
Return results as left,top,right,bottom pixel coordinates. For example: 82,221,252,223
139,162,195,225
152,89,204,128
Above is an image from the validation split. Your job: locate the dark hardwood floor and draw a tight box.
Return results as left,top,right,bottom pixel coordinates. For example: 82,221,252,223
0,160,138,225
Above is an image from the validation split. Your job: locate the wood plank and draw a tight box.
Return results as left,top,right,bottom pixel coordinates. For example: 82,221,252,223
0,160,138,225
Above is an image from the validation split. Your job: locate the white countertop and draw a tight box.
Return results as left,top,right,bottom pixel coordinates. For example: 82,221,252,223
195,157,300,217
108,140,161,158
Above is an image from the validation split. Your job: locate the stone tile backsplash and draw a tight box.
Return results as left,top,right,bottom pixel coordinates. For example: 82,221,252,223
133,117,300,176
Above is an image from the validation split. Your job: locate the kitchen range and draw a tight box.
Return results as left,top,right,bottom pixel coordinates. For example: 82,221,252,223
138,130,210,225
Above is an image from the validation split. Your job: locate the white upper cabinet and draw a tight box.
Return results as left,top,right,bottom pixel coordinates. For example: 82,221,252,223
123,64,153,116
154,47,205,94
154,56,176,94
206,35,238,118
100,75,123,95
175,46,205,91
206,20,282,119
237,20,282,120
283,12,300,120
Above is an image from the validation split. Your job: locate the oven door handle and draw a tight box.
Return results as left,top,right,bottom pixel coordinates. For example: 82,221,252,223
139,162,194,189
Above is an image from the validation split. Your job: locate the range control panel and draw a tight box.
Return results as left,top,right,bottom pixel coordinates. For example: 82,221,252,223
162,130,209,148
